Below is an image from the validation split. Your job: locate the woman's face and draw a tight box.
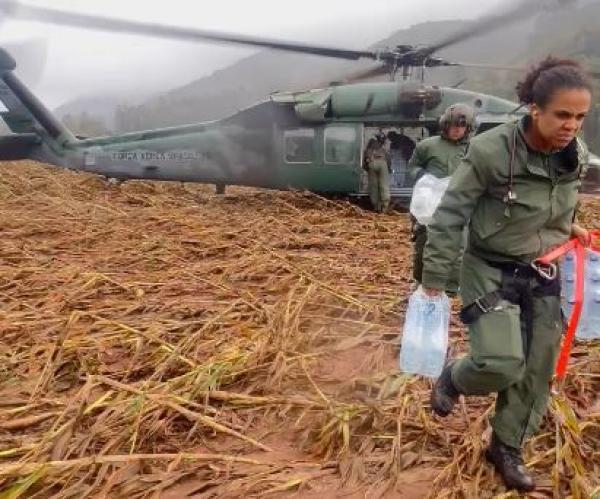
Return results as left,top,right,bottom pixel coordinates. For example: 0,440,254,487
531,88,592,150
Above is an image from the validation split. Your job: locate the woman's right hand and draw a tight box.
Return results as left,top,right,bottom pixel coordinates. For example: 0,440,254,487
571,223,591,247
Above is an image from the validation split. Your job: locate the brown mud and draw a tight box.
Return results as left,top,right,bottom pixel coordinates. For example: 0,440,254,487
0,161,598,498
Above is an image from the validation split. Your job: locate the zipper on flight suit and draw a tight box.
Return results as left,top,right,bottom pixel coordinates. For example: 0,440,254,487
523,155,558,446
503,127,518,218
534,153,558,253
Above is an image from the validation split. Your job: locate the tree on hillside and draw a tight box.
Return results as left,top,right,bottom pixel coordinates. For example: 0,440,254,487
62,111,111,138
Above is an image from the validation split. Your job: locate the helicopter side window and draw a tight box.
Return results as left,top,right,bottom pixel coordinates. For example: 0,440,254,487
284,128,315,164
324,126,357,164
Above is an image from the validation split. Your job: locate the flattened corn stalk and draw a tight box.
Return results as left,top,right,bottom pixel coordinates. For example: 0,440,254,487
0,161,598,497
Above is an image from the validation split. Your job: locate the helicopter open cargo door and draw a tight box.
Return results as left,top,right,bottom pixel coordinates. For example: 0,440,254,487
360,126,426,202
278,124,362,194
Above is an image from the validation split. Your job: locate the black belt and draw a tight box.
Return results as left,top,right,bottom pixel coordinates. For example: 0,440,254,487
460,259,561,359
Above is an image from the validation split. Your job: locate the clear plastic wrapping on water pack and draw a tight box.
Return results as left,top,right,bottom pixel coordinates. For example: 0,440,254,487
399,286,450,378
561,248,600,340
409,174,450,226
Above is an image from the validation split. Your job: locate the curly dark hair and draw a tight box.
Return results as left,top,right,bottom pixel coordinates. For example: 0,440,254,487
515,56,592,106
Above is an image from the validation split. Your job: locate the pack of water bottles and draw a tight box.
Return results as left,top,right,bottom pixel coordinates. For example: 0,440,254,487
399,286,450,378
409,174,451,226
561,248,600,340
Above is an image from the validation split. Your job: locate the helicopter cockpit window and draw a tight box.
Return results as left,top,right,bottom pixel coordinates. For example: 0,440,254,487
284,128,315,164
325,126,357,164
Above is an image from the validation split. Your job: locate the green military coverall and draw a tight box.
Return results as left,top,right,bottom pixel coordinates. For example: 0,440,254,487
422,117,587,449
408,136,468,293
364,138,391,213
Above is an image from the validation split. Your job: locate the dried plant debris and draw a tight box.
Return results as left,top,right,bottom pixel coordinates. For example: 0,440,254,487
0,161,598,499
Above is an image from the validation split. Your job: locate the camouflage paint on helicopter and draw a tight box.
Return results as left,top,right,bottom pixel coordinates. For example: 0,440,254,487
76,125,273,187
2,66,598,198
5,50,575,203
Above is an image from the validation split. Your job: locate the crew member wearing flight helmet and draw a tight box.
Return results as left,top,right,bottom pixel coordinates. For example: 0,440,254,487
408,103,475,294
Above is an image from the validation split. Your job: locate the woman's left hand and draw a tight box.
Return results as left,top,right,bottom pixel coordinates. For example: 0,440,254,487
571,223,591,247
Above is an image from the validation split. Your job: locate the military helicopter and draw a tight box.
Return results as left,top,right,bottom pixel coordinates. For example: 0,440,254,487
0,0,597,206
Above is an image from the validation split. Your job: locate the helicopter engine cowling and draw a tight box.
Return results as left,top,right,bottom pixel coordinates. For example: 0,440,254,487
289,82,448,122
279,82,525,125
328,82,442,120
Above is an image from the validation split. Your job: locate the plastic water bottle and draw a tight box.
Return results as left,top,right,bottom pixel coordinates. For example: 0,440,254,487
561,252,575,317
588,252,600,283
399,286,450,378
580,251,600,339
562,250,587,337
585,289,600,339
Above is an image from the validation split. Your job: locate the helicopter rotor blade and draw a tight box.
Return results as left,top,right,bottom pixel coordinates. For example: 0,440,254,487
420,0,575,57
452,61,600,80
0,1,379,62
447,62,527,71
344,64,390,83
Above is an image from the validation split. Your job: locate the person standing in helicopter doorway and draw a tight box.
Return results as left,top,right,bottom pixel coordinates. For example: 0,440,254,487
363,129,391,212
387,130,416,187
408,103,475,295
422,57,592,492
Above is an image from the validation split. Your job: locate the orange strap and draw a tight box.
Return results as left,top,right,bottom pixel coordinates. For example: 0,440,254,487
535,230,600,380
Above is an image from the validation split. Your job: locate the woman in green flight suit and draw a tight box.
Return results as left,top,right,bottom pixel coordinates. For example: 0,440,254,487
421,57,592,492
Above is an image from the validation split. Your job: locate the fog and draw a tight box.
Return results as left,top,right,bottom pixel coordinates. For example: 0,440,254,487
0,0,507,108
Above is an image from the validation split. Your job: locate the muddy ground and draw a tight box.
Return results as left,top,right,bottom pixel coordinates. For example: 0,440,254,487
0,162,598,498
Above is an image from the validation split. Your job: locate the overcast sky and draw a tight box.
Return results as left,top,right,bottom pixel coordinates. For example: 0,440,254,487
1,0,503,108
